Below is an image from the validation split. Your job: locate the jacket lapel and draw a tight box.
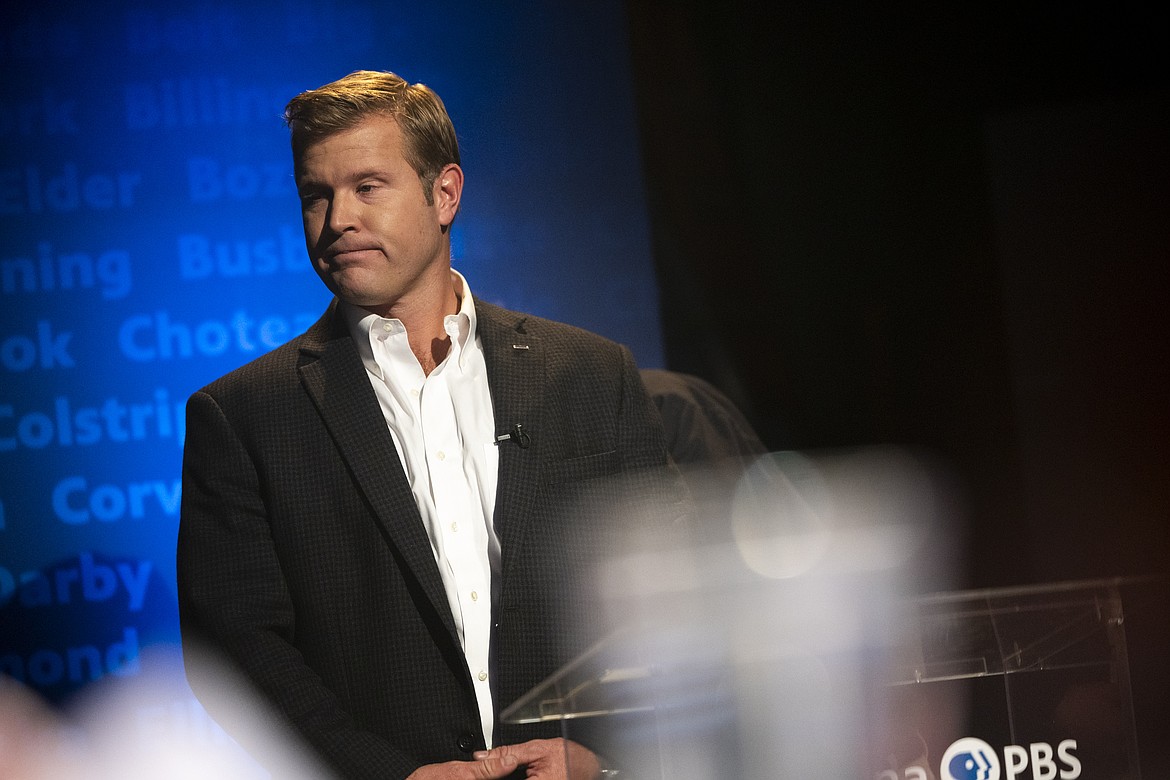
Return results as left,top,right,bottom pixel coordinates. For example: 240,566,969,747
476,299,545,586
295,302,458,641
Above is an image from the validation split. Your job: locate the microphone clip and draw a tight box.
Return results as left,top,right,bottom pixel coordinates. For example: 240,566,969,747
495,424,531,449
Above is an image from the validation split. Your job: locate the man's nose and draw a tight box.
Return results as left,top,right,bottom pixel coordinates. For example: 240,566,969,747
326,193,359,233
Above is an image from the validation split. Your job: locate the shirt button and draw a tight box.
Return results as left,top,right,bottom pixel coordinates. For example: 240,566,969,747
450,522,459,533
410,388,419,397
470,590,478,601
382,323,392,332
436,450,446,461
478,671,488,682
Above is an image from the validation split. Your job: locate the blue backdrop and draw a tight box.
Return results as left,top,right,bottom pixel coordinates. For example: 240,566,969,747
0,0,662,716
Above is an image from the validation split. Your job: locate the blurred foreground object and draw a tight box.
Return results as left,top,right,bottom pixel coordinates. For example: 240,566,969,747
0,645,331,779
509,446,953,778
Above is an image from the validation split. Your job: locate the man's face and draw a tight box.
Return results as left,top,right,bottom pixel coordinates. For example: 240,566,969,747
294,114,461,316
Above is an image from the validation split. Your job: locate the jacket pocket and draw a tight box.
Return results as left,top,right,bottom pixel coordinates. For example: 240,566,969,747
541,449,619,484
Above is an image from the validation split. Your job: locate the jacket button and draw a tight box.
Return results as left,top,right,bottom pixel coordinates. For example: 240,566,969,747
457,734,477,752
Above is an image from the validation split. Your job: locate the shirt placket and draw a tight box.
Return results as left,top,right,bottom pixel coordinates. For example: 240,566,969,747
419,354,496,745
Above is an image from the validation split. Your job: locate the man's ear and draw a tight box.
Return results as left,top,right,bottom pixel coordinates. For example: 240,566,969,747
434,163,463,227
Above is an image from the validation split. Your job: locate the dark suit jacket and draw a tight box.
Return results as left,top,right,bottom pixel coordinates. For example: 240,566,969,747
177,298,680,779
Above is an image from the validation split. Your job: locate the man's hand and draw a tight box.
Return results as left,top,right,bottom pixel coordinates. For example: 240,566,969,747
405,753,520,780
473,738,602,780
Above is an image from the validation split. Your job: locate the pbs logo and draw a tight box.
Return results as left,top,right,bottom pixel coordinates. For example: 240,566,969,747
941,738,1000,780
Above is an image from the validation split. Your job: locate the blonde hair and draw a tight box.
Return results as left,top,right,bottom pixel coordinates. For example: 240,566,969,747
284,70,460,203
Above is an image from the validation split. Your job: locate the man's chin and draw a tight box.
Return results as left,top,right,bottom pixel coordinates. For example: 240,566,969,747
332,287,397,315
317,271,385,305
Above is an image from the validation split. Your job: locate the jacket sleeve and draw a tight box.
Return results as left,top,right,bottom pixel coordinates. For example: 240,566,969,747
616,344,693,520
177,389,419,780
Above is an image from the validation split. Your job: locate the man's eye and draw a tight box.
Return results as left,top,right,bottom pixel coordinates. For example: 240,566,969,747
357,183,378,194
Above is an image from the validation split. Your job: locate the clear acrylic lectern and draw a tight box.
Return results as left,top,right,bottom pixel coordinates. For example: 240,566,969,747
502,578,1142,779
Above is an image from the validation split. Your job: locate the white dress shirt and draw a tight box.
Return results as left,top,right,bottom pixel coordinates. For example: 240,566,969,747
342,270,501,747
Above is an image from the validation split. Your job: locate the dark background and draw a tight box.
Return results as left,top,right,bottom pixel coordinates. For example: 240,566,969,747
625,0,1168,770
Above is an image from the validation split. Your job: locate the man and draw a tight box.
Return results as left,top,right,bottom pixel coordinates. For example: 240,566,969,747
177,70,681,779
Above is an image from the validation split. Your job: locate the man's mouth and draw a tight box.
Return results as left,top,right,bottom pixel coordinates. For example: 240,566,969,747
325,247,377,263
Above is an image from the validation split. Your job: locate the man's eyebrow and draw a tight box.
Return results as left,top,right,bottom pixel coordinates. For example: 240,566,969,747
296,168,393,187
349,168,393,182
295,177,324,194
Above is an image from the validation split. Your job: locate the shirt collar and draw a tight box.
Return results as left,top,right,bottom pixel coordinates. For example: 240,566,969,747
340,269,479,379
